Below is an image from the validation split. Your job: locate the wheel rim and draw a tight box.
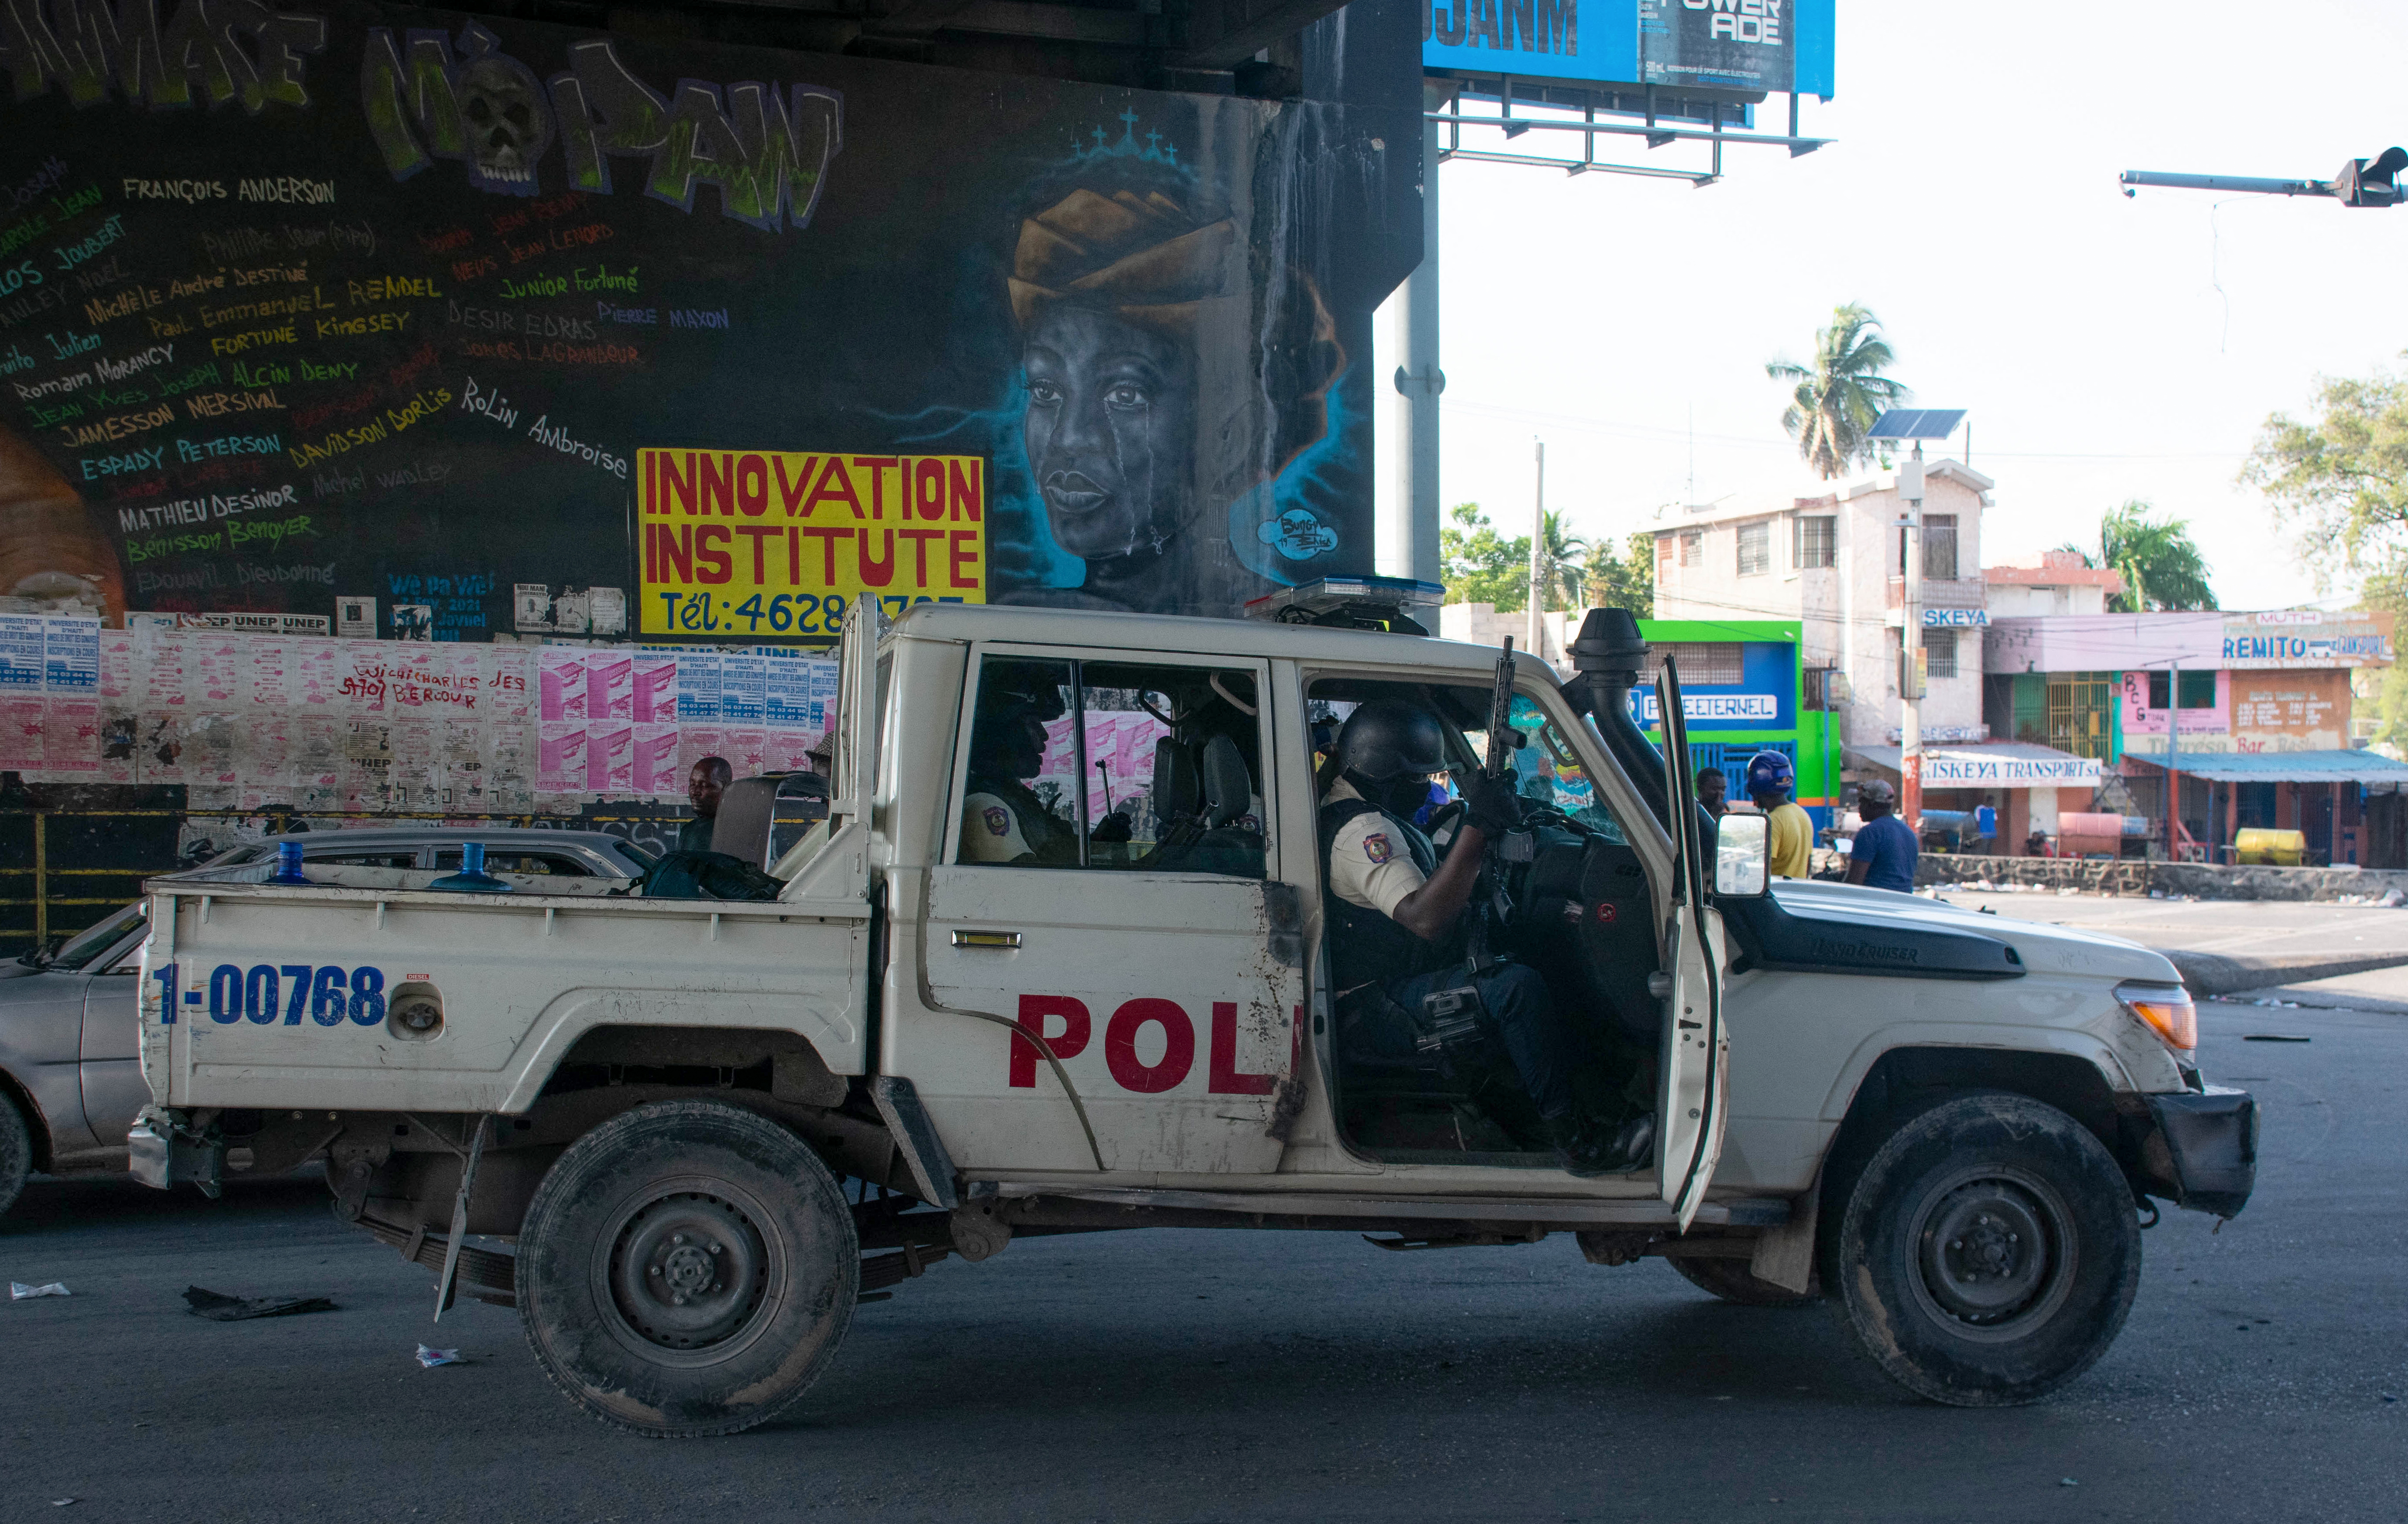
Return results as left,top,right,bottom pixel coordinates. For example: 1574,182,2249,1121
1905,1166,2077,1342
591,1175,783,1369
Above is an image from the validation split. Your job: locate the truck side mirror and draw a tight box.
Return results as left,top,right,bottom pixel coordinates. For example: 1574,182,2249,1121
1714,813,1772,899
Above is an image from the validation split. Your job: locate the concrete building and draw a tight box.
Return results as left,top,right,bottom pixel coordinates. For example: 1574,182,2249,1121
1984,550,2125,619
1650,460,1996,753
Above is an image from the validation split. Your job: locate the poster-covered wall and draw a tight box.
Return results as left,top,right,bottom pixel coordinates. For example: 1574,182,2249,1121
0,0,1408,647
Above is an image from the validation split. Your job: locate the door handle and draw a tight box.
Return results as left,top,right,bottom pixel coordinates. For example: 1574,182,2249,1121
952,929,1021,949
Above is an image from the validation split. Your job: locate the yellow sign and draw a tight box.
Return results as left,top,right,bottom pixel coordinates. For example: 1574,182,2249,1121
638,448,988,638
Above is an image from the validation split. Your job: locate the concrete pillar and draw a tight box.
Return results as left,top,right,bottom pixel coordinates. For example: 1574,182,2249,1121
1383,93,1444,586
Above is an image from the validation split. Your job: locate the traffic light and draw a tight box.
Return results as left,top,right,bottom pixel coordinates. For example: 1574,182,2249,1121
2328,146,2408,207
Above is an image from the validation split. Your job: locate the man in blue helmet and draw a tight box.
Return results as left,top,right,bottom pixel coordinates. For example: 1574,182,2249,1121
1746,750,1814,880
1319,700,1654,1176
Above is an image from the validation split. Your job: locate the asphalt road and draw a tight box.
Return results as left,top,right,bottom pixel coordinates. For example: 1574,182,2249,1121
2,996,2401,1524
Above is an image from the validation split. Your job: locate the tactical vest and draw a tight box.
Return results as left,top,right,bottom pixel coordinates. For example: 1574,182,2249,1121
1317,795,1463,990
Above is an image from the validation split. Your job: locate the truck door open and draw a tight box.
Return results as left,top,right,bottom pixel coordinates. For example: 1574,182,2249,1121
900,646,1301,1177
1653,660,1731,1228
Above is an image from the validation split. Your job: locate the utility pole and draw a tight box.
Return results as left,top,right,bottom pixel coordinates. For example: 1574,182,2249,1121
1527,440,1545,660
1899,443,1926,833
2165,657,2181,861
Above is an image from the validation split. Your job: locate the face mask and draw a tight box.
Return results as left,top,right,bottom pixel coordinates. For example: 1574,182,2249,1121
1380,775,1435,818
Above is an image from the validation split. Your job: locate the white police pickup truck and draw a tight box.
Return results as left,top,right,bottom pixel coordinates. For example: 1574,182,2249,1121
131,591,2255,1436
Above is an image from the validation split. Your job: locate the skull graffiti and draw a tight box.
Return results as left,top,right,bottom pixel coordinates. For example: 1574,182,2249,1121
457,52,553,194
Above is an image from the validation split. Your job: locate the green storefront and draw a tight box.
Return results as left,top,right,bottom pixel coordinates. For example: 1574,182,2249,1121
1636,619,1838,828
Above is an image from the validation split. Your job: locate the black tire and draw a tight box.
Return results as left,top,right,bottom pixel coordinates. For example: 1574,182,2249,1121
1824,1091,2140,1407
0,1091,29,1221
1670,1255,1821,1307
517,1100,858,1437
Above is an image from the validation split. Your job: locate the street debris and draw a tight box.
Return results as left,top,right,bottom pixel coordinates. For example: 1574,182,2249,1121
2060,1478,2079,1487
416,1343,465,1367
10,1282,70,1299
2243,1034,2312,1043
183,1286,337,1321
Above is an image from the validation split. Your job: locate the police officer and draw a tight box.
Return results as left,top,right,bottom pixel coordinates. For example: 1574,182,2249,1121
1320,701,1653,1176
960,664,1083,865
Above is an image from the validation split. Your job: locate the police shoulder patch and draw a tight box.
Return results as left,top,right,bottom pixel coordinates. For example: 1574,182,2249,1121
983,806,1011,837
1363,832,1392,865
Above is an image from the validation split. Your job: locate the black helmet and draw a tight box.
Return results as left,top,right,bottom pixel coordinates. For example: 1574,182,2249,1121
1335,701,1447,782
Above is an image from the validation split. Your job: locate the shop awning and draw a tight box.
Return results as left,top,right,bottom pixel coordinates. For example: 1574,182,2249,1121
2119,748,2408,786
1845,742,2101,787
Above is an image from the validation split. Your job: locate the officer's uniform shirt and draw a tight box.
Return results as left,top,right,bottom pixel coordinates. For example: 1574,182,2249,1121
961,790,1035,862
1322,778,1428,918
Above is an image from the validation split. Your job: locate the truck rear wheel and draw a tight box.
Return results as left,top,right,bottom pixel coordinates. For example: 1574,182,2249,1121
1669,1255,1820,1307
517,1100,858,1437
1825,1091,2139,1407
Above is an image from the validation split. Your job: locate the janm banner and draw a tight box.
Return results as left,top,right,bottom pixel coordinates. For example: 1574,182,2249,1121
637,447,987,638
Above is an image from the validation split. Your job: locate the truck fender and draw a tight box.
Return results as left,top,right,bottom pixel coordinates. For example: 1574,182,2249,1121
501,987,860,1112
1814,1023,2137,1127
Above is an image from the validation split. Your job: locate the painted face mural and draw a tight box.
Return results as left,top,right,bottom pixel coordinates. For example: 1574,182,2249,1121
1004,180,1347,618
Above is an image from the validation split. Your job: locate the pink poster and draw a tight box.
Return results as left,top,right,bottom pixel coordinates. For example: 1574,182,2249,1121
765,730,821,774
292,641,342,707
248,637,290,708
586,722,634,793
143,630,186,708
538,722,589,792
42,699,98,774
539,650,589,721
0,697,43,767
633,723,682,796
191,634,243,707
632,653,677,723
679,726,729,778
724,728,769,779
587,655,633,719
98,630,133,701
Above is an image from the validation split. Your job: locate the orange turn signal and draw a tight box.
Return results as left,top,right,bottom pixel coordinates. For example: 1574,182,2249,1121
2118,983,2197,1053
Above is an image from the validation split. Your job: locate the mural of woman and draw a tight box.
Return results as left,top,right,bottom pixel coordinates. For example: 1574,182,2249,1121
0,420,123,623
1006,181,1346,617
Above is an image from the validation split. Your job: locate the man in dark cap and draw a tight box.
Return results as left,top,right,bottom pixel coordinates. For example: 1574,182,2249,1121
1847,777,1920,892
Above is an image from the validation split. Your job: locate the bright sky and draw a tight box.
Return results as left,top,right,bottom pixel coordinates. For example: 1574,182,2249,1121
1374,0,2408,611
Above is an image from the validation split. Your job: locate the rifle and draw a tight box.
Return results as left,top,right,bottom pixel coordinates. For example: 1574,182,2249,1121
1485,637,1524,782
1463,637,1523,974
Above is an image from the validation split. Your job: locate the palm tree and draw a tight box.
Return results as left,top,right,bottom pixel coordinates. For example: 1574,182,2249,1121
1766,303,1912,479
2062,501,2218,611
1536,510,1592,610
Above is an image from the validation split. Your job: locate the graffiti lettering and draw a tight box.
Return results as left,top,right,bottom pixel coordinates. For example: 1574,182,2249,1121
0,0,328,112
361,23,840,231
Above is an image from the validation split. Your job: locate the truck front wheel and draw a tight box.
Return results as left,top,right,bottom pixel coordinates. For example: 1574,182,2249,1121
1825,1091,2140,1407
517,1100,859,1437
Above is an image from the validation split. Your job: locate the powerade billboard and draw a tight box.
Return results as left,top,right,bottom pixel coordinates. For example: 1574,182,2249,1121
1423,0,1834,98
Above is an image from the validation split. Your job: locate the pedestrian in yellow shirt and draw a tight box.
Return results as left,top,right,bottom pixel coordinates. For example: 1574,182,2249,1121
1745,751,1814,879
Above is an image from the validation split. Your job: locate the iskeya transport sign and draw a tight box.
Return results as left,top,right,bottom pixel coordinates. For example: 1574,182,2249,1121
639,448,987,638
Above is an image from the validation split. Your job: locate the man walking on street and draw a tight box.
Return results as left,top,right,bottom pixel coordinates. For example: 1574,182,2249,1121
1847,777,1920,892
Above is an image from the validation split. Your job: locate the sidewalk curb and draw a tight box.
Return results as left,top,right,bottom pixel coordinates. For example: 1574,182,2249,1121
2156,948,2408,999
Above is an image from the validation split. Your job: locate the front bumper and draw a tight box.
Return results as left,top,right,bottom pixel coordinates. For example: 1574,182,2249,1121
2138,1086,2257,1218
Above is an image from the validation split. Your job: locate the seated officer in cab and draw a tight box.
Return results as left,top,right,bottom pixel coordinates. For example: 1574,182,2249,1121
958,661,1132,866
1319,701,1655,1177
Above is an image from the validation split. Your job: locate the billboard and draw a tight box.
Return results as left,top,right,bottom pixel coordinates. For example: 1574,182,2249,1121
1422,0,1834,97
0,0,1412,639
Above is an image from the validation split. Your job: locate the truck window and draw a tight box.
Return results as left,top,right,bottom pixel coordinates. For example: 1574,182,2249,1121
955,655,1266,877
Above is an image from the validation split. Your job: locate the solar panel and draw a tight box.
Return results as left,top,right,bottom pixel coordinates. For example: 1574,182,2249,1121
1868,409,1967,441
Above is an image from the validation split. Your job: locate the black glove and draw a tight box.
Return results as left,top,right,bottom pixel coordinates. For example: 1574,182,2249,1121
1459,770,1525,836
1091,810,1133,844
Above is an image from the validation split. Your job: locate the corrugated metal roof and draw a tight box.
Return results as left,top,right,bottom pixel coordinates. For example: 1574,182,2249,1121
2119,748,2408,784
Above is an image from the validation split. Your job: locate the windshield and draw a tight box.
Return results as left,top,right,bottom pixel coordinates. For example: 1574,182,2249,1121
35,900,147,972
